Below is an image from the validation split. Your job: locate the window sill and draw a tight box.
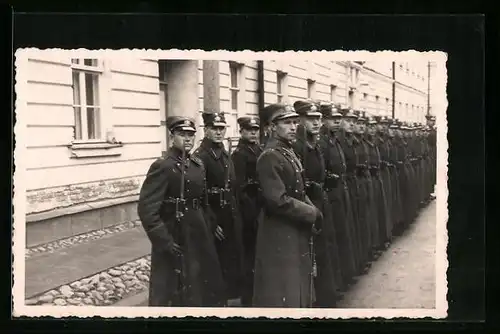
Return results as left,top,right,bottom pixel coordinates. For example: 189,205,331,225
69,141,123,159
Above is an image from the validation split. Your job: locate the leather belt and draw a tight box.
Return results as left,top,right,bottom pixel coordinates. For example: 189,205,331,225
164,197,202,210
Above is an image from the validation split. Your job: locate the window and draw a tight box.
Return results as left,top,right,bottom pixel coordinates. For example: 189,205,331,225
307,79,316,99
229,62,241,111
348,91,355,108
330,85,337,102
71,58,103,141
277,71,286,103
159,61,169,156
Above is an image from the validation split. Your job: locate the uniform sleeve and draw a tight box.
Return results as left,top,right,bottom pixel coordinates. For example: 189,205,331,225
256,150,317,225
137,159,175,252
231,150,247,191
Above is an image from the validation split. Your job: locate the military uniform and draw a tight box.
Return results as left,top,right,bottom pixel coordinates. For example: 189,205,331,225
318,104,357,287
293,100,340,306
354,111,375,263
194,112,244,301
375,116,394,243
338,108,363,274
366,116,390,250
231,116,263,306
137,117,225,307
252,104,321,308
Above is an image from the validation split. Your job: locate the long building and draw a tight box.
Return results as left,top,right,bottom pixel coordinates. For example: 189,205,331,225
18,54,431,247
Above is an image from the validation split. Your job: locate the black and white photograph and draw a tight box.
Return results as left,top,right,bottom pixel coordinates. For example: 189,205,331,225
13,49,448,319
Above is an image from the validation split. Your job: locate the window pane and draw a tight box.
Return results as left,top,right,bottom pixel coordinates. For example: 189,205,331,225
158,61,167,82
231,90,238,110
87,107,101,139
277,74,282,94
84,59,98,67
72,71,81,105
71,59,80,65
73,107,82,140
85,73,99,106
230,65,238,88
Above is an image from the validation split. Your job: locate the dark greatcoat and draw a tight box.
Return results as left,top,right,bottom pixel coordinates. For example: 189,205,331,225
231,138,263,306
318,126,357,285
293,126,341,305
137,146,226,307
376,133,394,240
338,131,363,274
355,135,374,260
395,136,413,228
253,136,318,308
366,135,390,247
388,136,403,228
194,138,245,300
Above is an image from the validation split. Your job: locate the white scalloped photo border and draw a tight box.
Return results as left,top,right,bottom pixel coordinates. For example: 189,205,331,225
12,48,448,319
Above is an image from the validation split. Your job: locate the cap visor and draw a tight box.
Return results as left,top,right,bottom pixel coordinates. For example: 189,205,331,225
211,122,227,127
306,111,323,117
279,111,299,119
179,126,196,132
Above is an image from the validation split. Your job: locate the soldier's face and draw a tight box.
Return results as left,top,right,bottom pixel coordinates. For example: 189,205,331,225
273,117,299,141
388,128,395,137
302,115,322,134
367,124,376,135
323,118,339,131
240,127,260,143
205,126,227,143
340,118,352,132
355,121,365,134
171,130,195,151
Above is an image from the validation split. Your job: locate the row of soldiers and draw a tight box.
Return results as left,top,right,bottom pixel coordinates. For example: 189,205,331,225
137,100,437,308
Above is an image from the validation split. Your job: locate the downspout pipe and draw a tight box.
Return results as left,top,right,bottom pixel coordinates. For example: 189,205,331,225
392,61,396,119
257,60,265,142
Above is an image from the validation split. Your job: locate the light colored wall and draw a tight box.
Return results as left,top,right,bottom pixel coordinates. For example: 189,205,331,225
24,56,164,214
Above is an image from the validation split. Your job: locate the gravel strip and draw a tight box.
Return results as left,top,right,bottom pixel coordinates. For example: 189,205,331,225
25,255,151,306
25,220,142,259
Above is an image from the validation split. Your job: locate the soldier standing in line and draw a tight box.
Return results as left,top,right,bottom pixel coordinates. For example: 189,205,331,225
318,103,357,289
292,100,341,307
252,103,323,308
353,111,376,265
426,115,437,199
194,112,245,305
386,119,403,235
394,121,413,234
338,107,364,276
365,116,391,252
404,123,418,223
374,116,394,244
231,116,263,307
137,116,226,307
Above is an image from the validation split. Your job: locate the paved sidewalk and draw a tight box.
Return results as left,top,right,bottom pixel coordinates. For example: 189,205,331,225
338,201,437,309
25,227,151,298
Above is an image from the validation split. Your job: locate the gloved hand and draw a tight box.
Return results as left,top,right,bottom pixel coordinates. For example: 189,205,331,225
167,240,183,256
313,207,323,234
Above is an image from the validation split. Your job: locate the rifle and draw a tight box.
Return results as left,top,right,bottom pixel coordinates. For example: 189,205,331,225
174,142,188,305
301,126,317,308
220,137,233,207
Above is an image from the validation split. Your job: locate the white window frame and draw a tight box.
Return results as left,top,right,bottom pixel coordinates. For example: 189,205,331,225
69,58,122,158
228,61,245,139
307,79,316,100
276,70,287,103
71,59,105,143
330,85,337,103
159,60,169,157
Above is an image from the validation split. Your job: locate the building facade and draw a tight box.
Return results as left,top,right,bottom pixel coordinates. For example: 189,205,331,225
19,55,431,247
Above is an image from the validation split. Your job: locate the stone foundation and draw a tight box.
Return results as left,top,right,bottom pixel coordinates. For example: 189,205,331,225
26,196,139,248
